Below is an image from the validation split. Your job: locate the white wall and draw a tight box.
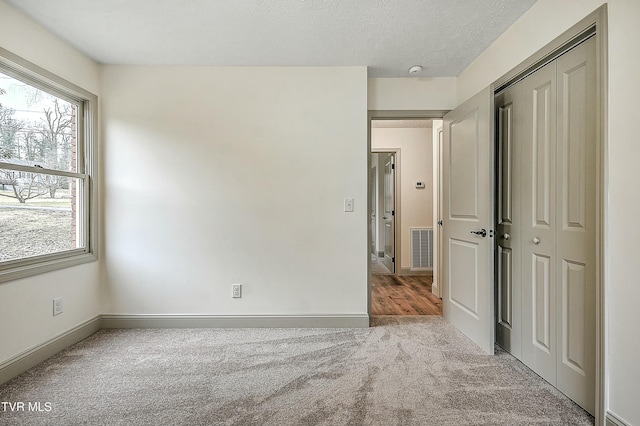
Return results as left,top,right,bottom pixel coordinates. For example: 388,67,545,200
372,126,433,270
368,77,456,111
457,1,640,424
0,1,99,96
0,0,101,365
101,66,368,316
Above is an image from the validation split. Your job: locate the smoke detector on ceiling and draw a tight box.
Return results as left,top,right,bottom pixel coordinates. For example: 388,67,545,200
408,65,423,75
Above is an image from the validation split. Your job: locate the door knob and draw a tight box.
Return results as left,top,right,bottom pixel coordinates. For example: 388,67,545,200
533,237,540,245
502,233,510,240
470,229,487,238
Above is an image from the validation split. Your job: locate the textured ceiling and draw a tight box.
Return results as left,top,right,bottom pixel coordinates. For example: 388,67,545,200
5,0,537,78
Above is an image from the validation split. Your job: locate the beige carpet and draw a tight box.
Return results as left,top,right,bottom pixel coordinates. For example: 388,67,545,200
0,317,593,425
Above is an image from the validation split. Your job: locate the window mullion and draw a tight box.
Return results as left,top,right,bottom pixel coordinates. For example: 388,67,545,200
0,162,86,179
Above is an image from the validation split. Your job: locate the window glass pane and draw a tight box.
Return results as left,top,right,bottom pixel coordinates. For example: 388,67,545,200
0,170,83,262
0,72,78,172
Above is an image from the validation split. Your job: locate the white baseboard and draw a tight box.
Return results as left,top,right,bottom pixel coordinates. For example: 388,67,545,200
606,411,631,426
101,314,370,329
0,316,101,385
398,267,433,276
431,282,442,298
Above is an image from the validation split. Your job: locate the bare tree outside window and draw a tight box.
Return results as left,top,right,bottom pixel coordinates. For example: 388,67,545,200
0,72,79,261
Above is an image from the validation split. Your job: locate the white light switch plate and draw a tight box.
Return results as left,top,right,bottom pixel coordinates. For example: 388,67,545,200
344,198,354,212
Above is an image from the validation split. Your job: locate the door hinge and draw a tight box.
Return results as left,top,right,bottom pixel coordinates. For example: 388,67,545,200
437,220,443,226
391,211,395,216
391,164,395,170
392,257,395,263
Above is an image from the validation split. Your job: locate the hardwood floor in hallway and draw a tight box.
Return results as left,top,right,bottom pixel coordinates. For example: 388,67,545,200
371,273,442,316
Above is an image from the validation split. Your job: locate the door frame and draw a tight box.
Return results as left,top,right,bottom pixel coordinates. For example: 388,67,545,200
367,110,449,316
491,6,607,424
432,123,443,298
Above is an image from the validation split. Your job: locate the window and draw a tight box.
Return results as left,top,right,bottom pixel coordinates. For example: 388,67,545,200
0,48,98,282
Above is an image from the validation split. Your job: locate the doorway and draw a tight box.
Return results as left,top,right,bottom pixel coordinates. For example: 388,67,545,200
369,118,442,316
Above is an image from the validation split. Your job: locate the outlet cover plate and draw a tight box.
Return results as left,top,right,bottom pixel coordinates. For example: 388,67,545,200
232,284,242,298
53,297,63,316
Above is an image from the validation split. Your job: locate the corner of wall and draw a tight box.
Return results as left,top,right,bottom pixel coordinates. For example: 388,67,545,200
0,0,102,368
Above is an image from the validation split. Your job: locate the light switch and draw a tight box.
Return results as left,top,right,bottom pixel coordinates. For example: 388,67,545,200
344,198,354,212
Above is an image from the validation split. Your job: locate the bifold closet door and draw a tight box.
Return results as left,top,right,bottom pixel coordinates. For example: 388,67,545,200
520,60,558,386
496,84,523,359
554,36,596,414
517,36,596,414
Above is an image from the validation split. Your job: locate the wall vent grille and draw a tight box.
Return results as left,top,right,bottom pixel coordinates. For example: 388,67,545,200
411,228,433,270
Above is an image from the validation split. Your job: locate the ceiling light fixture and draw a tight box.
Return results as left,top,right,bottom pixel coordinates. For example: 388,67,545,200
408,65,423,75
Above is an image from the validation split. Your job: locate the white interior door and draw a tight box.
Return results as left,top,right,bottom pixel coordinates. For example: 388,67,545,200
370,165,377,255
442,87,495,354
382,154,395,273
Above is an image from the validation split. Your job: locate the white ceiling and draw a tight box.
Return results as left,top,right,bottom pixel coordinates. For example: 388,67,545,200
5,0,537,78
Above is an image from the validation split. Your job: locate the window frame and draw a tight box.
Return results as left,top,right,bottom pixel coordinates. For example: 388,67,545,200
0,48,98,283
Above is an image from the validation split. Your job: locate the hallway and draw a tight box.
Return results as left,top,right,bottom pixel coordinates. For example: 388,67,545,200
371,257,442,316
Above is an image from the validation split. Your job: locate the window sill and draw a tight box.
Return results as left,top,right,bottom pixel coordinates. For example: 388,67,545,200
0,252,98,284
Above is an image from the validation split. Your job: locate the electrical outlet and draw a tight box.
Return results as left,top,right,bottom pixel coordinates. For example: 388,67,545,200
53,297,63,316
232,284,242,298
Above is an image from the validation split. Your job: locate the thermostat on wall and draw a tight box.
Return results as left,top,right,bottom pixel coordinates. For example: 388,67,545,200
415,182,425,189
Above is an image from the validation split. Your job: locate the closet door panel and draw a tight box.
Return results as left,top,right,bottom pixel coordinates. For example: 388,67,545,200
555,36,596,415
520,61,557,385
496,85,522,358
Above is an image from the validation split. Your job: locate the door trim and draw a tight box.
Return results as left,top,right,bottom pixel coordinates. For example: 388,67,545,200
432,124,443,298
367,110,449,316
490,6,607,425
